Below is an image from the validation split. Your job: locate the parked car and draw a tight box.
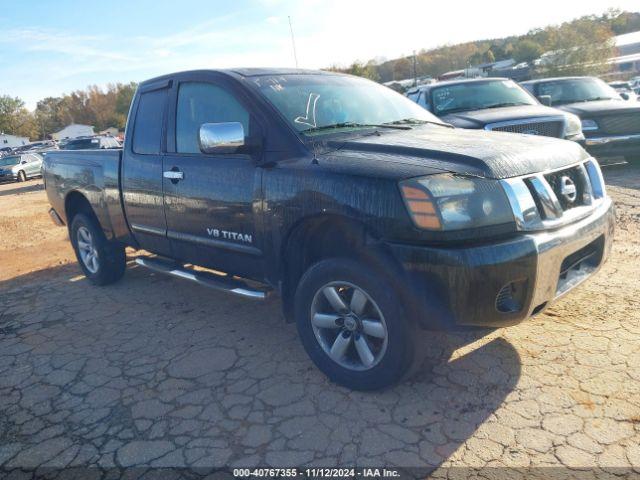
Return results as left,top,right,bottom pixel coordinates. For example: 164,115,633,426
0,146,13,157
0,153,43,182
522,76,640,162
406,78,583,141
608,81,639,101
43,69,614,390
63,135,121,150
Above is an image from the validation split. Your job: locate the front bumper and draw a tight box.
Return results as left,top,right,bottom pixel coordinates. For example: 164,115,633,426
583,133,640,159
389,198,615,329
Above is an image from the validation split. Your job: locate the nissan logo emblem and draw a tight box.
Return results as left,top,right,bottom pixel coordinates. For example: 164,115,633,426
560,176,577,203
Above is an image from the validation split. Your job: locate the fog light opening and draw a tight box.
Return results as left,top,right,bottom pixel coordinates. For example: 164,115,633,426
495,280,527,313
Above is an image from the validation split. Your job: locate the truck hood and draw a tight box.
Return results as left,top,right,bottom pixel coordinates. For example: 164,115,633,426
556,99,640,116
441,104,566,129
323,125,589,180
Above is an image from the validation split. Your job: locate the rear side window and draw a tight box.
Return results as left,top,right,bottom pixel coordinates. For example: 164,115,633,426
176,82,250,154
67,138,100,150
133,89,167,155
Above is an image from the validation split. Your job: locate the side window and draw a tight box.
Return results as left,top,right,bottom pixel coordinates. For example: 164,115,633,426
176,82,250,154
133,88,167,155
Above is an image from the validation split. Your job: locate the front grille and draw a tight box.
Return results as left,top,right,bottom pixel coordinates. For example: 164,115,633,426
596,113,640,135
500,159,606,232
489,120,564,138
544,166,587,211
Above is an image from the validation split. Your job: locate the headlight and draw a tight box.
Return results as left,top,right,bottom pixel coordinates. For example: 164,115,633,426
564,114,582,136
581,119,599,131
399,174,514,231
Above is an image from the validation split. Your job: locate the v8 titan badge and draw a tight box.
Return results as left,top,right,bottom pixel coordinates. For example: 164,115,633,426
207,228,253,244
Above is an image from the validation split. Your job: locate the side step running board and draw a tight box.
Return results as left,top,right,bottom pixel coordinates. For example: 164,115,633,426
135,257,270,301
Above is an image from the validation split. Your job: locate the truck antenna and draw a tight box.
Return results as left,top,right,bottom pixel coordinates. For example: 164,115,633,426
288,16,299,68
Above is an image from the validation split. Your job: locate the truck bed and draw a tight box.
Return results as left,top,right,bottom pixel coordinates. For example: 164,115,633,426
43,149,129,241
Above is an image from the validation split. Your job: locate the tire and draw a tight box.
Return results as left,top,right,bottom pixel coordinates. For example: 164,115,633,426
70,213,126,285
17,170,26,182
294,258,419,390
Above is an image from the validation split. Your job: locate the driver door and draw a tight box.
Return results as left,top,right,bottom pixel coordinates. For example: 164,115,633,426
162,75,265,280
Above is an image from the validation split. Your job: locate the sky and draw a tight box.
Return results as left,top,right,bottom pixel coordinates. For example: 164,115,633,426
0,0,638,110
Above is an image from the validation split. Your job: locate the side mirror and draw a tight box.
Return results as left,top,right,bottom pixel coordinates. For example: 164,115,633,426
619,92,630,101
199,122,245,154
539,95,552,107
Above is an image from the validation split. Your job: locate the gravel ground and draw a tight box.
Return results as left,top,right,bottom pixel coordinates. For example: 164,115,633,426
0,164,639,478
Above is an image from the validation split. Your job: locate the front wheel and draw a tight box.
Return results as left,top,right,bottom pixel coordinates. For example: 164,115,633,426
294,258,419,390
70,213,126,285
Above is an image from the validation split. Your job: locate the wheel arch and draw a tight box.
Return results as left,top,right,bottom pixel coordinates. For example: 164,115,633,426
279,213,407,323
63,190,102,234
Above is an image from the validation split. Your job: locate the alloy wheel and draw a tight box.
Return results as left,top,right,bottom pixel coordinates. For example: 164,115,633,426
310,281,388,371
77,226,99,274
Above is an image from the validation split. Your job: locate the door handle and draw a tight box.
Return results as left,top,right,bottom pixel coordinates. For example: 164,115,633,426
163,170,184,180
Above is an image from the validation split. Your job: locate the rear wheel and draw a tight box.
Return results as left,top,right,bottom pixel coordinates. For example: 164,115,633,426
17,170,26,182
70,213,126,285
294,258,419,390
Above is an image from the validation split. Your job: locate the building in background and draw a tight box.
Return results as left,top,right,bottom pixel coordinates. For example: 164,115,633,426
0,133,29,148
607,30,640,78
51,124,95,141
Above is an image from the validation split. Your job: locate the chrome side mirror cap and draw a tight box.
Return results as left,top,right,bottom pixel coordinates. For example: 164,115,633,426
199,122,245,154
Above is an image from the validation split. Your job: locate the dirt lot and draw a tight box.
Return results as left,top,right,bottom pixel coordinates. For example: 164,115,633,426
0,167,639,477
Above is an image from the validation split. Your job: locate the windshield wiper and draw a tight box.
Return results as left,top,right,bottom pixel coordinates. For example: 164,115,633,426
301,122,411,133
383,118,453,128
555,97,612,105
483,102,531,109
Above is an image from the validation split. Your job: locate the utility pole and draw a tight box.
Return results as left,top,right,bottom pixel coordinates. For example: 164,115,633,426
413,50,417,86
288,16,299,68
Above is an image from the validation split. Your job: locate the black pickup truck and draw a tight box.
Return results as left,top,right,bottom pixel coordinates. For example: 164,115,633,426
44,69,614,390
522,76,640,162
405,78,584,142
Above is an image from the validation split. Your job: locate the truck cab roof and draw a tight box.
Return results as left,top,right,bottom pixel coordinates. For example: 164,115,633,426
139,68,341,89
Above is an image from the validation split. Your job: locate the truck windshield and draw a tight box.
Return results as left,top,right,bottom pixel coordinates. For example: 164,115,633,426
253,74,445,135
0,156,19,167
430,80,537,115
537,78,621,105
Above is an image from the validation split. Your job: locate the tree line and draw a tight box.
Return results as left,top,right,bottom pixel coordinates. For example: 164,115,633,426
332,9,640,82
1,9,638,141
0,82,136,141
